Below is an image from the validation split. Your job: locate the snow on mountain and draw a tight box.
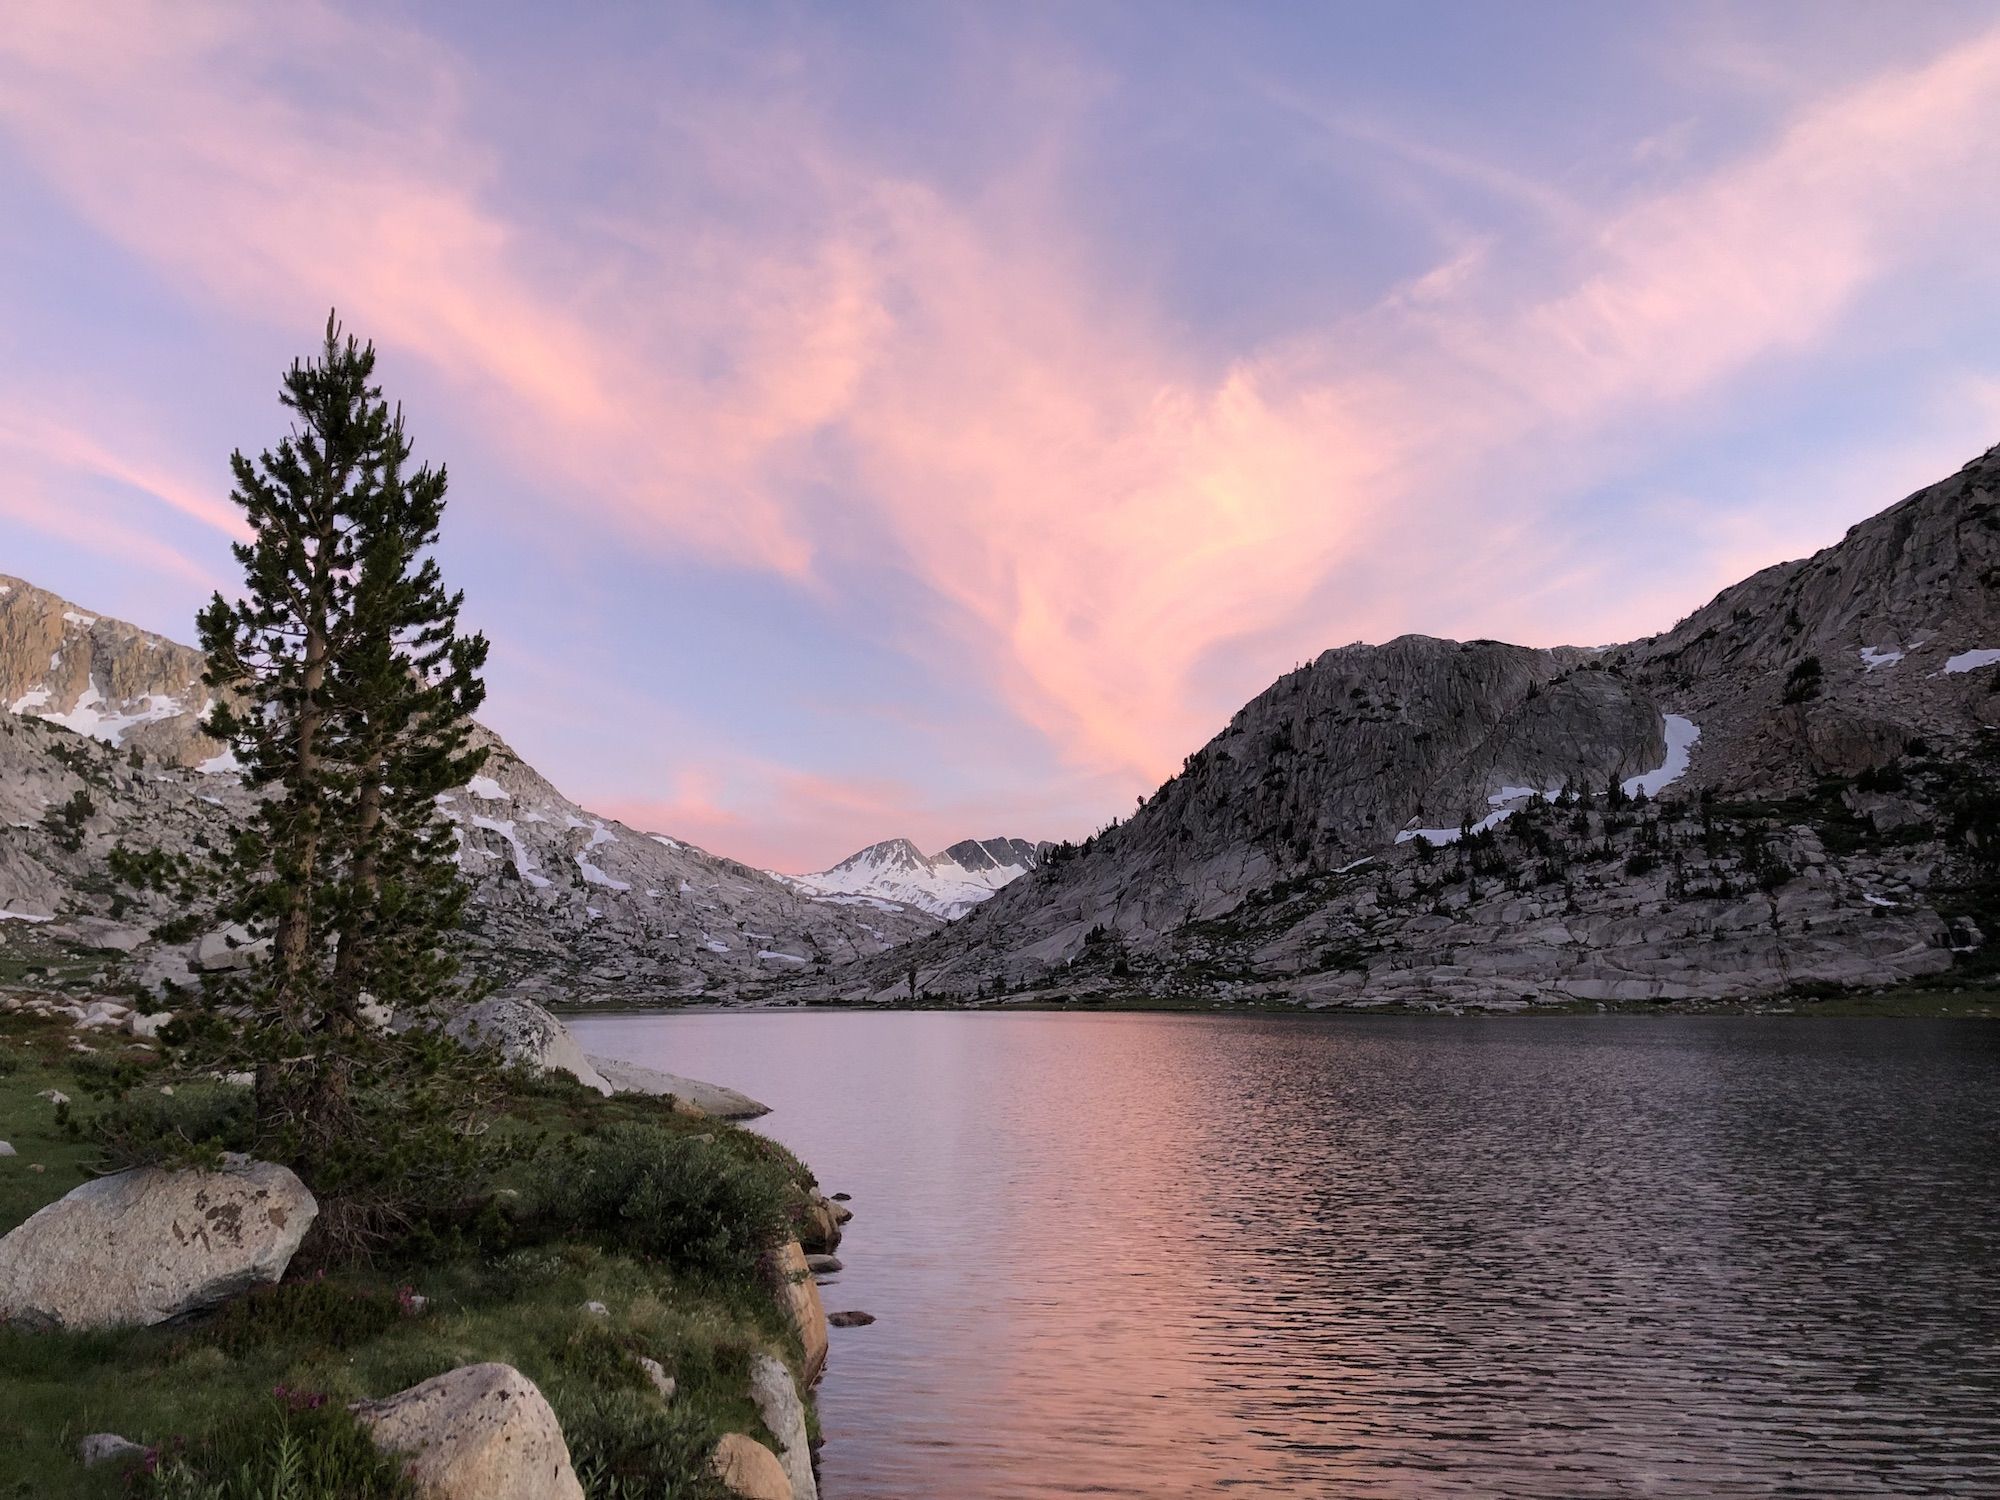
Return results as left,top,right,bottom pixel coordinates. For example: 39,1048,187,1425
779,836,1050,919
0,574,937,999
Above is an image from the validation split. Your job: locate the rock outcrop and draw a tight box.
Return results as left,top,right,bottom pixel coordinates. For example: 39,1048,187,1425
766,1240,829,1387
0,1161,316,1329
585,1053,769,1119
0,575,221,768
445,995,613,1094
711,1432,793,1500
352,1362,584,1500
441,995,768,1115
748,1352,817,1500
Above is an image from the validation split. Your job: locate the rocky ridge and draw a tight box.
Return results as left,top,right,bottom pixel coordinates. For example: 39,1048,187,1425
819,442,2000,1008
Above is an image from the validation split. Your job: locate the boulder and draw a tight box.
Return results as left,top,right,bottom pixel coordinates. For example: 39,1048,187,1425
711,1433,793,1500
828,1310,875,1328
765,1241,828,1386
445,997,611,1094
65,918,148,953
0,1142,13,1158
585,1054,770,1119
193,923,269,972
127,1009,174,1040
0,1162,315,1330
78,1432,146,1468
797,1195,842,1253
636,1355,676,1402
748,1353,816,1500
804,1254,842,1275
353,1362,583,1500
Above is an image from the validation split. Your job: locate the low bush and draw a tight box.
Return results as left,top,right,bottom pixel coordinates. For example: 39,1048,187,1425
525,1125,794,1280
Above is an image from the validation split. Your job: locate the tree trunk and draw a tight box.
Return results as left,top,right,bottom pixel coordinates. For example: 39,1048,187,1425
331,748,385,1022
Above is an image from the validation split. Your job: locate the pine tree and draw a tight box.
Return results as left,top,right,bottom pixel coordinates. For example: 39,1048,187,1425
194,314,500,1248
199,314,394,1122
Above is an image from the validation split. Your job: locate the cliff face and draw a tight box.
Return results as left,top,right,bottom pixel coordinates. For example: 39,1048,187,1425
0,576,221,769
834,444,2000,1007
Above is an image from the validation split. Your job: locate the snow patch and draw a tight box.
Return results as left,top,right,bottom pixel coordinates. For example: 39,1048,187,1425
757,950,808,964
576,825,631,891
466,775,509,801
1859,645,1904,671
0,909,53,923
197,748,241,775
473,816,551,889
1621,714,1701,798
1941,648,2000,675
34,678,190,747
61,610,96,628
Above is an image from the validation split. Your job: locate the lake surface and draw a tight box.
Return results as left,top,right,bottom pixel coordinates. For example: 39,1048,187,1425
568,1011,2000,1498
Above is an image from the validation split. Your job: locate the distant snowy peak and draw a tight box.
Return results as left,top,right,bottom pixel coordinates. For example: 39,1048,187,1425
782,835,1050,919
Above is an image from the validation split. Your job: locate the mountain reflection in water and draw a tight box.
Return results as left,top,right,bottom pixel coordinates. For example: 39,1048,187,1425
570,1011,2000,1498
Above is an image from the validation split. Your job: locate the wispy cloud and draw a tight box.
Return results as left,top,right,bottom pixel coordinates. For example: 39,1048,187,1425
4,3,1998,866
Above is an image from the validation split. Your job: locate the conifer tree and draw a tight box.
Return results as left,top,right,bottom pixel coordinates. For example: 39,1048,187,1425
195,314,498,1239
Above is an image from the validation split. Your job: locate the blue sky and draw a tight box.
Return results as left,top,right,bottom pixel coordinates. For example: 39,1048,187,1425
4,1,1999,868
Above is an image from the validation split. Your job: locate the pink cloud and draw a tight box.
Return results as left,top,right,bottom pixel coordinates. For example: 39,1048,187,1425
5,2,2000,847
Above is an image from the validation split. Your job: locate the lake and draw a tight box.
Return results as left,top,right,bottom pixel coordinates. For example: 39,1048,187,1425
568,1010,2000,1498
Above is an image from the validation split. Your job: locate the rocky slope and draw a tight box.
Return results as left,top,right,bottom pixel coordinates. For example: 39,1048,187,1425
0,575,223,769
823,443,2000,1007
0,577,935,1000
777,835,1049,919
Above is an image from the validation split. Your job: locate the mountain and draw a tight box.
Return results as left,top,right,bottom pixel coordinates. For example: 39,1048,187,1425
778,836,1050,919
819,443,2000,1008
0,576,224,769
0,576,936,999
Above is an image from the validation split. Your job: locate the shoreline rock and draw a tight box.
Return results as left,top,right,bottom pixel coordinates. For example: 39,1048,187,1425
586,1052,770,1119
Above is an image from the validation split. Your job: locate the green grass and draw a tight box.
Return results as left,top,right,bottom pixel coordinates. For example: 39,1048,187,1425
0,1002,815,1498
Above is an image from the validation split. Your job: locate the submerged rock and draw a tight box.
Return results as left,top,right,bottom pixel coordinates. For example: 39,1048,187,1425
828,1310,875,1328
0,1161,315,1330
804,1254,842,1275
353,1362,583,1500
749,1353,817,1500
711,1432,792,1500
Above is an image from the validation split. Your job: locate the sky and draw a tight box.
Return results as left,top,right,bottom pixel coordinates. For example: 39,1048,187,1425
4,1,2000,872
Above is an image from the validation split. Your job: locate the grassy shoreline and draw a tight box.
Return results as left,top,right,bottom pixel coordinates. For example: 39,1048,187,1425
554,975,2000,1021
0,1003,821,1498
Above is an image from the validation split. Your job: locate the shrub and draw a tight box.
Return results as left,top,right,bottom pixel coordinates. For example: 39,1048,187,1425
557,1387,733,1500
138,1397,415,1499
1781,656,1823,704
90,1082,256,1169
526,1125,793,1279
